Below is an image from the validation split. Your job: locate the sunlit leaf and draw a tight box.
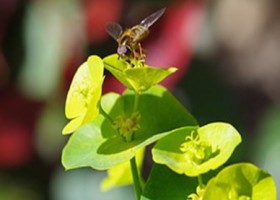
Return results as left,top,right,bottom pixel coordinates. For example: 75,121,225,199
103,54,177,92
203,163,277,200
152,122,242,176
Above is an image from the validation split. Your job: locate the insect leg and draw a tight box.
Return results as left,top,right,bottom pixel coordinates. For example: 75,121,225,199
138,43,146,62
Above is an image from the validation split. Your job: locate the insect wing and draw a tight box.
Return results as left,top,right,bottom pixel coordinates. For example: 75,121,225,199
140,8,166,29
106,22,123,41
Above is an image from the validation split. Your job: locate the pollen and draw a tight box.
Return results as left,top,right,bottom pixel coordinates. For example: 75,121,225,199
113,112,141,142
180,131,219,165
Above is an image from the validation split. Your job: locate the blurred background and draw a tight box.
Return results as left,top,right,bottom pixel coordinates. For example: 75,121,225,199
1,0,280,199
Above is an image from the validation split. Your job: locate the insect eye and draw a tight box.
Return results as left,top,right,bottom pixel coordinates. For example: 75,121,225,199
117,45,127,55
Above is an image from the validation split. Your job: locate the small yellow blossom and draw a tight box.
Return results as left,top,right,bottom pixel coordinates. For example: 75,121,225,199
113,112,141,142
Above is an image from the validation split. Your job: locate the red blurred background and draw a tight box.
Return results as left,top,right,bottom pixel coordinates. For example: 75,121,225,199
1,0,279,199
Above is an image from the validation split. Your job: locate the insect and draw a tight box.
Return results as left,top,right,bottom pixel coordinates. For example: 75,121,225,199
106,8,166,62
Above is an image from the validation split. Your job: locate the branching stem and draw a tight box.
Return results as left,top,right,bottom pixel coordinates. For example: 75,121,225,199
198,175,204,188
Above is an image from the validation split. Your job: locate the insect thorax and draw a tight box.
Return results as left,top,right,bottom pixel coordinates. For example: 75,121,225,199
119,26,149,46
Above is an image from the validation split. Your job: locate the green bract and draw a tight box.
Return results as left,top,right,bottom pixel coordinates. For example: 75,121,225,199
62,85,197,170
62,55,104,134
152,122,242,176
103,54,177,93
141,164,197,200
203,163,277,200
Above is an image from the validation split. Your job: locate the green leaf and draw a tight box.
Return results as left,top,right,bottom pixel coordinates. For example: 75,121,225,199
141,164,197,200
62,92,132,170
103,54,131,89
203,163,277,200
103,54,177,92
62,123,122,170
152,122,242,176
124,67,177,92
62,85,198,170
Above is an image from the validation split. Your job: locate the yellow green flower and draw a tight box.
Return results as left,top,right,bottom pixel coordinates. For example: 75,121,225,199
103,54,177,93
62,55,104,135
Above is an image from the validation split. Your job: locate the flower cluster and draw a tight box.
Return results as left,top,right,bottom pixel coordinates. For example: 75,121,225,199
61,54,276,200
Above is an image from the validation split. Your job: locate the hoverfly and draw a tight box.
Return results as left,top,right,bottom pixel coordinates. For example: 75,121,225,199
106,8,166,62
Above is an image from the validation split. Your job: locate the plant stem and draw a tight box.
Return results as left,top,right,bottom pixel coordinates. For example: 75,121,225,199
197,175,204,188
130,157,142,200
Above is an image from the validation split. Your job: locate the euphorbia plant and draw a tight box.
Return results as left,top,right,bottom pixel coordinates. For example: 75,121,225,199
61,9,276,200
